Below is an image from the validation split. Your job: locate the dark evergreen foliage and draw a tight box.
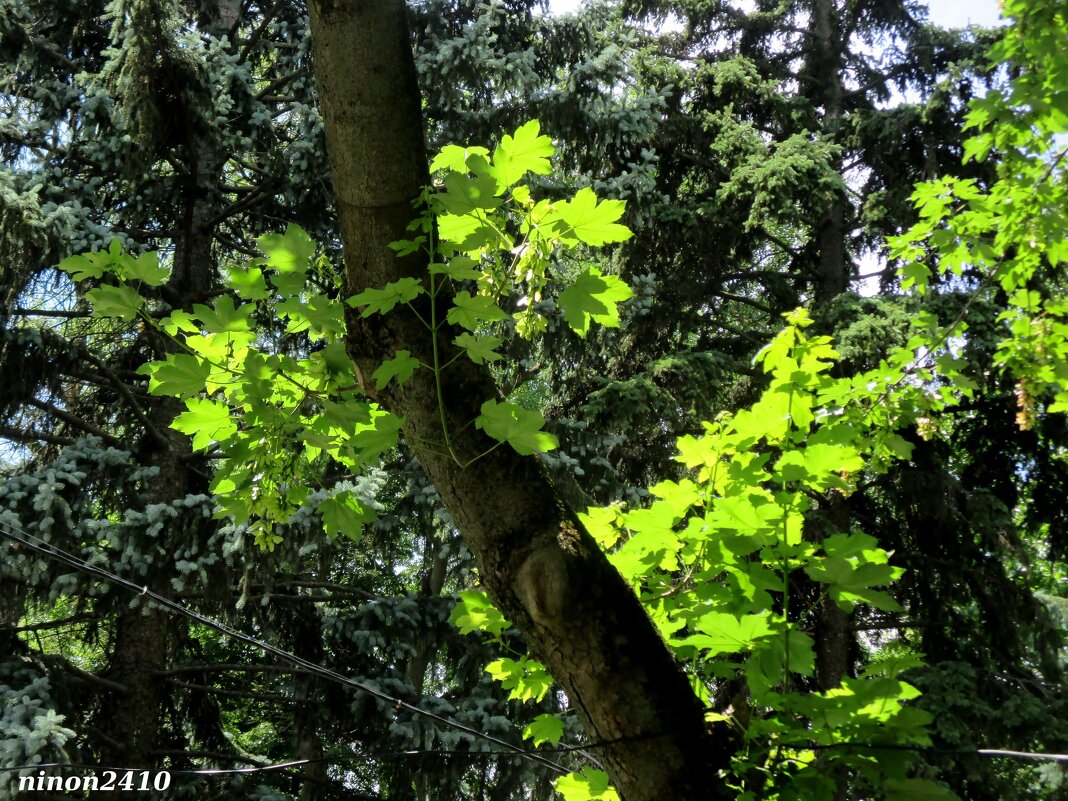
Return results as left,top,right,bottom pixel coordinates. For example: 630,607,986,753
1,1,1065,800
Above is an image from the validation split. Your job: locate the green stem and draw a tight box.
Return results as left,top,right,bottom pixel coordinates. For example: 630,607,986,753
403,300,432,331
781,391,794,690
428,262,463,467
460,440,502,470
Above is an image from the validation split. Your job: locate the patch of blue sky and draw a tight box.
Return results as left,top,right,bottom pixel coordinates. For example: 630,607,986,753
548,0,1004,27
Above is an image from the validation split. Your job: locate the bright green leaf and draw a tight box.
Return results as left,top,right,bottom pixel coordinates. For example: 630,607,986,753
522,713,565,746
349,407,403,463
171,398,238,451
491,120,554,189
138,354,211,397
432,171,502,215
256,224,315,274
449,590,510,636
193,296,255,334
277,295,345,340
485,657,553,703
429,255,482,281
436,213,498,250
558,266,634,336
453,333,503,364
555,768,619,801
372,351,420,389
250,521,283,552
226,265,271,300
475,399,558,455
578,505,624,549
348,277,426,317
683,612,775,655
161,310,200,336
318,490,375,542
388,236,427,257
58,251,112,282
85,285,145,321
120,251,169,286
447,291,508,331
552,187,633,246
430,144,490,174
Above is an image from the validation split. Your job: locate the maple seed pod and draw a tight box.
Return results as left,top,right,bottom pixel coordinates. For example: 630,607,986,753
1014,380,1036,431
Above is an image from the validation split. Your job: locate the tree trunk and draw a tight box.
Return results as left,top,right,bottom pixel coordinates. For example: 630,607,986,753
809,0,850,305
404,532,448,697
92,0,239,780
90,397,183,781
305,2,735,799
806,0,854,696
288,600,327,801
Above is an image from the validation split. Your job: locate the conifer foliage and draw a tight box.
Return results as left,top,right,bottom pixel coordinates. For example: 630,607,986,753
1,1,1066,801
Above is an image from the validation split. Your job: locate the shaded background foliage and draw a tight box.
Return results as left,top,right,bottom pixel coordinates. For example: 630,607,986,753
0,1,1065,800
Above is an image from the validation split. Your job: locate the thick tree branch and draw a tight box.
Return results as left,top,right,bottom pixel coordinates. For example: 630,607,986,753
0,424,76,448
81,352,172,448
158,663,314,676
11,307,91,319
306,3,736,798
25,398,121,446
5,613,101,633
37,653,130,695
168,679,303,704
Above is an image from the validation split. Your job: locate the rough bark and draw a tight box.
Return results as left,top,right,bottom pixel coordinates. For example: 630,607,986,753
93,606,168,767
91,0,239,780
90,392,185,781
404,534,448,696
804,10,853,796
288,600,328,801
809,0,850,305
812,496,853,692
305,2,735,799
806,0,854,694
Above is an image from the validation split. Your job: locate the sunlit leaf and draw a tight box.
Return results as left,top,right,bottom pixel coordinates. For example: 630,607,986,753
122,251,170,286
453,333,502,364
447,291,508,331
681,611,775,655
430,144,490,174
226,265,271,300
349,407,403,462
523,713,565,746
558,266,634,336
551,187,633,246
449,590,510,636
318,490,375,542
491,120,554,189
256,223,315,274
348,277,426,316
171,398,238,451
372,351,420,389
193,296,255,334
432,170,502,215
485,657,553,703
555,768,619,801
58,251,112,282
475,399,557,455
138,354,210,397
85,284,145,321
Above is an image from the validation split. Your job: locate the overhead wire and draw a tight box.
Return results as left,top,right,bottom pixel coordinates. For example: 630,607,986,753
0,518,569,775
2,745,1066,786
3,517,1067,786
